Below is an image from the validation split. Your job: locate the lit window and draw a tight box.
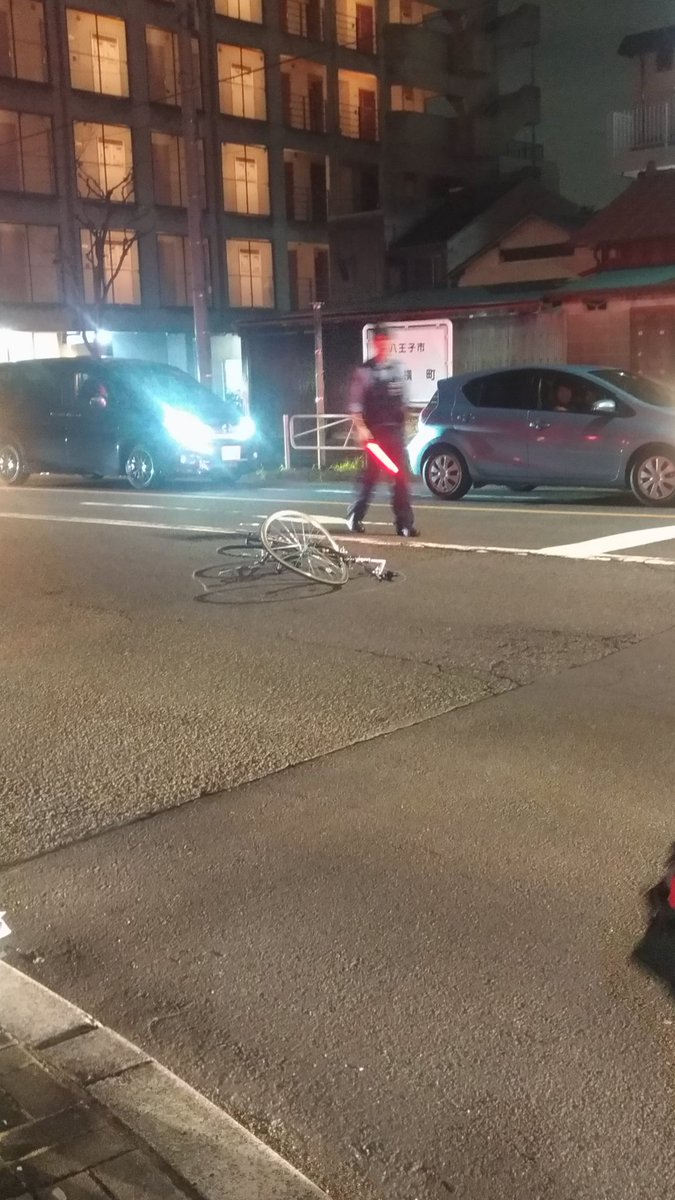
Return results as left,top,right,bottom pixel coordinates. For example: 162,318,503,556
158,234,191,306
338,70,378,139
218,44,266,119
0,223,60,302
80,229,141,306
288,242,329,308
281,0,324,39
226,238,274,307
0,0,47,81
151,132,204,207
0,111,53,193
67,9,129,97
146,27,201,106
74,122,134,202
336,1,375,52
222,143,270,215
215,0,262,23
281,58,326,131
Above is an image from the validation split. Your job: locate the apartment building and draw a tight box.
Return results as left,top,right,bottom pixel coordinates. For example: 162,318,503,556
0,0,540,383
611,25,675,178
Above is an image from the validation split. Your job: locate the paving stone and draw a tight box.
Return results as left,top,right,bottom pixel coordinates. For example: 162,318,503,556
15,1126,132,1190
0,1089,27,1134
0,1067,74,1121
93,1151,192,1200
38,1175,109,1200
0,1169,27,1199
0,1107,101,1162
0,1049,34,1079
41,1030,148,1089
38,1174,110,1200
0,969,94,1048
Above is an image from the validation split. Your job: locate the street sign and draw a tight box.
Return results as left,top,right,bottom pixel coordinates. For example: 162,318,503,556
362,320,453,406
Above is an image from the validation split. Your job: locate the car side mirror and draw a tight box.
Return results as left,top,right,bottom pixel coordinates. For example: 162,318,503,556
591,398,616,415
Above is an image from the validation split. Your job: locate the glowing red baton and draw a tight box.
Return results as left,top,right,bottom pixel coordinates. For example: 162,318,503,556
366,441,399,475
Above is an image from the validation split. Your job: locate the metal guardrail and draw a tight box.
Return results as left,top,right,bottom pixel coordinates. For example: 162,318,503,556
283,412,359,469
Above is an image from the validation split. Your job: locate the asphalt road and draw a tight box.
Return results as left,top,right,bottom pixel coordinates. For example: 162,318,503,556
1,477,674,1200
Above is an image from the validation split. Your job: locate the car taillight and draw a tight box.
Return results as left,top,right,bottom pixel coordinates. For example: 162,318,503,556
419,393,439,425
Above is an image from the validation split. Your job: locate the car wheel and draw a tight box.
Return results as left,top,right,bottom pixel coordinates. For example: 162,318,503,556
422,446,471,500
507,484,536,493
630,449,675,507
0,440,29,486
124,444,162,490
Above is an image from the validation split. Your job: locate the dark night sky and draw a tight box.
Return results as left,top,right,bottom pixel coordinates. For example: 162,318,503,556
503,1,675,206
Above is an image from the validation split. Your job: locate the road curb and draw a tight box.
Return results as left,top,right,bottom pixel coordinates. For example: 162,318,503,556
0,963,329,1199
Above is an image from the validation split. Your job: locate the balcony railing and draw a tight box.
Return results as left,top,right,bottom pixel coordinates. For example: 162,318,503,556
503,137,544,162
612,101,675,155
287,184,327,221
291,275,330,308
282,0,324,41
339,101,379,141
336,9,377,53
283,93,326,132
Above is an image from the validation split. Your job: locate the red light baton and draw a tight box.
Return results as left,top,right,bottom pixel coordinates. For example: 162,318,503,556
366,441,399,475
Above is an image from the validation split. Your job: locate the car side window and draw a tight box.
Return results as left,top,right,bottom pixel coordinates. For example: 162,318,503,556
463,371,537,410
72,370,111,413
539,372,607,416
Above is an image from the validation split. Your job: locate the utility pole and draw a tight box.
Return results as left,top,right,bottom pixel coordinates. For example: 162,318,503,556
176,0,212,387
313,301,326,469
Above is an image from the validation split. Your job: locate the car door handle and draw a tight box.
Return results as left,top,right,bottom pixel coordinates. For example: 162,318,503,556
529,420,552,430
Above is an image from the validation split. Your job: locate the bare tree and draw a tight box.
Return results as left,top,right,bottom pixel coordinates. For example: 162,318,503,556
70,164,150,354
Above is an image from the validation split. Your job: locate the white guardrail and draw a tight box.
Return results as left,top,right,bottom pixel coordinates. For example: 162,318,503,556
283,412,359,469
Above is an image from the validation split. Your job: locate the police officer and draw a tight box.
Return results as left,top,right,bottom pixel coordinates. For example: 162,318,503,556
347,324,419,537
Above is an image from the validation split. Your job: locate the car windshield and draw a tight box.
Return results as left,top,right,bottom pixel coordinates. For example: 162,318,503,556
590,369,675,409
110,364,240,424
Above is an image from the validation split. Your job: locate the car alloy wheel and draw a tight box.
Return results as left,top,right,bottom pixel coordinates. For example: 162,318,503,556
634,453,675,505
125,446,157,490
0,442,28,486
424,449,470,499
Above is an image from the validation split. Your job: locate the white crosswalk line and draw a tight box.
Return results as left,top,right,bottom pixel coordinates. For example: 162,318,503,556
539,524,675,558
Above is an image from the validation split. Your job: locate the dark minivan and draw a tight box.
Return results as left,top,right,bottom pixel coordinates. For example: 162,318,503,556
0,358,257,489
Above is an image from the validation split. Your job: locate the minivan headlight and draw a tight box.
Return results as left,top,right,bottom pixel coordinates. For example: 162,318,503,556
163,407,214,455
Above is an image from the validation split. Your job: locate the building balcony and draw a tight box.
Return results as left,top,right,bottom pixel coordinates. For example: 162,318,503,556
287,184,327,222
383,22,470,97
339,101,379,141
476,84,540,152
612,100,675,176
283,93,327,133
385,108,469,169
488,3,540,53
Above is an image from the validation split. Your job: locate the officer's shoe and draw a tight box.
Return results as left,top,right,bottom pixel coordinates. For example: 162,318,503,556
396,525,420,538
347,514,366,533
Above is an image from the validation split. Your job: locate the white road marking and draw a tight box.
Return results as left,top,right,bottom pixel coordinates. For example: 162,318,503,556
1,510,675,567
539,525,675,558
0,512,237,535
81,502,205,512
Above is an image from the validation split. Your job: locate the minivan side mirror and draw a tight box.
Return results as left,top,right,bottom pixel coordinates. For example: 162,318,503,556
591,398,616,415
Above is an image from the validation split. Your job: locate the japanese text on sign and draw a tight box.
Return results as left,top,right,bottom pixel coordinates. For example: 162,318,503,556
363,321,452,405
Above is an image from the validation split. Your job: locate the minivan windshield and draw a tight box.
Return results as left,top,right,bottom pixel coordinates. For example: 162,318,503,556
590,369,675,409
109,364,240,424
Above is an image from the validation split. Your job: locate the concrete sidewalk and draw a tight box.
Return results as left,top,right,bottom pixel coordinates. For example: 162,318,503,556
0,964,327,1200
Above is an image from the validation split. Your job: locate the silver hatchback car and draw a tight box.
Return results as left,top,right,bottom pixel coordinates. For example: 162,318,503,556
407,365,675,507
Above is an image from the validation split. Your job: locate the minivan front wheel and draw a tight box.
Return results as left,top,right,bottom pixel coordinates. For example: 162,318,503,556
630,449,675,507
0,441,29,486
423,446,471,500
124,444,162,490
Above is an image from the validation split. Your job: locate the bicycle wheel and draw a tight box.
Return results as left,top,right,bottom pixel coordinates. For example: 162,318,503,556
261,510,350,587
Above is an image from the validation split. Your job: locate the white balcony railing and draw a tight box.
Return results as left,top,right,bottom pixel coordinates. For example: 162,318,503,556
612,100,675,155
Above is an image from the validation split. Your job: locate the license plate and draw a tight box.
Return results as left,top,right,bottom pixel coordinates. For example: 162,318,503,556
221,445,241,462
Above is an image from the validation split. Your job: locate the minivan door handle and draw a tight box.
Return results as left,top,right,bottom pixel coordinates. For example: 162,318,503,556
529,419,552,430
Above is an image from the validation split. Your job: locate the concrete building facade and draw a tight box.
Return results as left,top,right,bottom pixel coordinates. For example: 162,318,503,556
0,0,540,389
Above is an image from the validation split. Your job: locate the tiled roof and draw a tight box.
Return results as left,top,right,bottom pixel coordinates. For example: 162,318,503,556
574,172,675,245
619,26,675,58
551,265,675,297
